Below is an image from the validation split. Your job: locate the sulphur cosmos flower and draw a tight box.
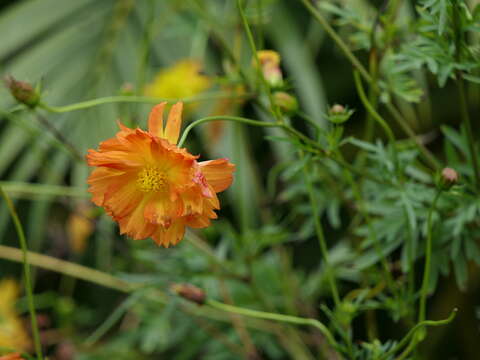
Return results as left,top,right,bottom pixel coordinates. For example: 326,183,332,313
87,102,235,247
0,279,30,351
144,59,211,100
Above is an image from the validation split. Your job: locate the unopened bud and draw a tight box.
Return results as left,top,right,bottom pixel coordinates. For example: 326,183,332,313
328,104,354,124
257,50,281,67
4,76,39,108
254,50,283,87
273,92,298,114
439,167,459,189
330,104,345,114
170,283,205,305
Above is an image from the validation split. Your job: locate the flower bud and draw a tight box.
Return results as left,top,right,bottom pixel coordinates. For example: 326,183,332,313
254,50,283,87
4,76,39,108
327,103,354,124
170,283,205,305
438,167,459,190
273,91,298,114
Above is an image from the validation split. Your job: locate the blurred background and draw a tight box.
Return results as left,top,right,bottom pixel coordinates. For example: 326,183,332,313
1,0,479,359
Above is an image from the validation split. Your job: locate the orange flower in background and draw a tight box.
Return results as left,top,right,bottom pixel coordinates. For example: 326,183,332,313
86,102,235,247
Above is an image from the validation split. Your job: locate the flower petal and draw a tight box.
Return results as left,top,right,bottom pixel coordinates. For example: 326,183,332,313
151,221,186,247
148,102,166,138
143,192,185,226
199,158,235,193
164,102,183,145
87,167,125,206
117,198,156,240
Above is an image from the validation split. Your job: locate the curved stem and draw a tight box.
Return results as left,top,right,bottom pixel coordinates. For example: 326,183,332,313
207,299,340,351
0,187,43,360
38,92,251,113
353,71,400,172
177,115,280,147
378,309,457,360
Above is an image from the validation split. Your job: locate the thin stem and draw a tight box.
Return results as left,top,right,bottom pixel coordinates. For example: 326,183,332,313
419,190,443,324
33,112,83,161
236,0,281,121
0,244,136,294
0,186,43,360
0,181,89,199
299,0,441,170
353,71,400,172
206,299,339,351
378,308,457,360
177,115,280,147
38,92,252,113
457,75,480,188
0,244,328,335
300,0,371,82
301,153,341,307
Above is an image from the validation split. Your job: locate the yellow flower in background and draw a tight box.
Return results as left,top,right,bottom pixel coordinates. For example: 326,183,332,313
0,279,30,351
144,59,211,101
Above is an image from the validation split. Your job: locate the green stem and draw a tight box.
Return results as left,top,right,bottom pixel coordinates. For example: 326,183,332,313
33,112,83,161
299,0,441,170
457,75,480,188
0,244,136,293
364,47,378,143
300,0,371,82
0,245,297,334
301,153,341,307
177,115,280,147
206,299,339,351
378,309,457,360
38,92,251,113
419,190,443,323
236,0,281,121
0,181,89,199
0,186,43,360
353,71,400,172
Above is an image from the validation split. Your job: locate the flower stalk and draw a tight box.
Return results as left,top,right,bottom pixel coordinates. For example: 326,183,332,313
0,186,43,360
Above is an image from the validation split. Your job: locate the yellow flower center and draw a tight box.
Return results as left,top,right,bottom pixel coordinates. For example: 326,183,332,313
137,167,167,192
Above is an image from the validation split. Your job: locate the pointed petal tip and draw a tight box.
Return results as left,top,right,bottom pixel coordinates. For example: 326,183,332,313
148,102,167,138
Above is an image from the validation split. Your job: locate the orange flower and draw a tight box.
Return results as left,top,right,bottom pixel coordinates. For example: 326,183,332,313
86,102,235,247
